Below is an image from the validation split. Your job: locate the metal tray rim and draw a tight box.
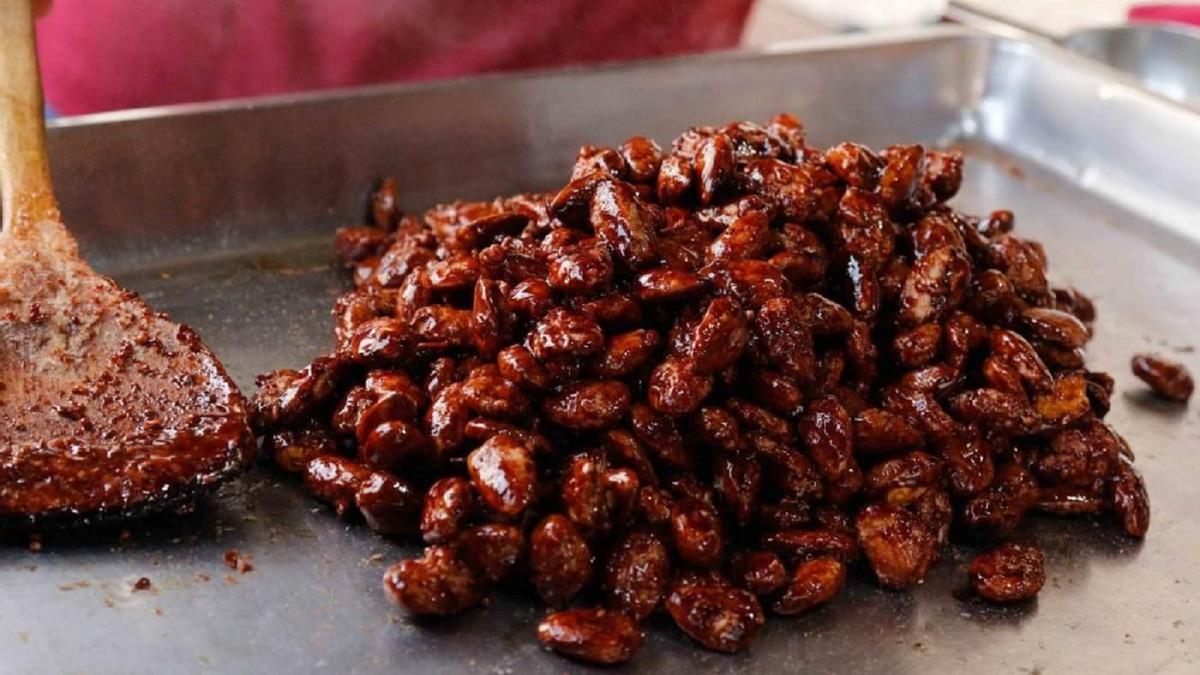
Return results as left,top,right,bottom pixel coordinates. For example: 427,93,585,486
45,26,977,128
45,24,1200,135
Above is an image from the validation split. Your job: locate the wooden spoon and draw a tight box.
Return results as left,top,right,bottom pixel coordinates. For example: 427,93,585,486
0,2,252,529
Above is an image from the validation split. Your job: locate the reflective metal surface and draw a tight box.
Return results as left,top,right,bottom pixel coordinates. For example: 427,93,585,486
1062,24,1200,109
949,1,1200,113
2,27,1199,674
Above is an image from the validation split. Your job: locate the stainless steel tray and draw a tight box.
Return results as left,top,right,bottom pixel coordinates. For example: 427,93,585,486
1062,23,1200,110
948,1,1200,112
3,26,1199,674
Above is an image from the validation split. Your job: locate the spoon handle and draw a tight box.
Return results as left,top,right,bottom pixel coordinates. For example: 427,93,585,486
0,0,57,238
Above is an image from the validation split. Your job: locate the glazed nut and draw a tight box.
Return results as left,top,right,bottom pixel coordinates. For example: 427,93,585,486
537,608,644,665
1131,354,1194,402
968,542,1045,603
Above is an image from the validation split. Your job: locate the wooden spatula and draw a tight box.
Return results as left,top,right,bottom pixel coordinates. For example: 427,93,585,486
0,1,252,529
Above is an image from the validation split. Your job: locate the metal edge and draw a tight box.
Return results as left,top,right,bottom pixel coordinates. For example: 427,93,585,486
46,22,1200,134
945,1,1058,41
947,2,1200,115
46,25,980,129
986,32,1200,118
1062,20,1200,44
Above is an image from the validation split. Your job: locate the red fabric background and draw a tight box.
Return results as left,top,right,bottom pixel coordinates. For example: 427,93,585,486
35,0,754,115
1128,3,1200,27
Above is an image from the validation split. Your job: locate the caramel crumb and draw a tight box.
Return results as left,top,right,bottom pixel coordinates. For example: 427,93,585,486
223,549,255,574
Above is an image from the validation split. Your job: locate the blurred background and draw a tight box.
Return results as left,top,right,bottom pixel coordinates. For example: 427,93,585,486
33,0,1200,116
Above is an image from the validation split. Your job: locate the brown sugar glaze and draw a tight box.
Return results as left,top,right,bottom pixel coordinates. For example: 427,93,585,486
0,211,253,526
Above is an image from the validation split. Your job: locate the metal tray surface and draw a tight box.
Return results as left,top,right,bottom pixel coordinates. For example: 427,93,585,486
2,27,1199,674
950,1,1200,112
1061,23,1200,110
